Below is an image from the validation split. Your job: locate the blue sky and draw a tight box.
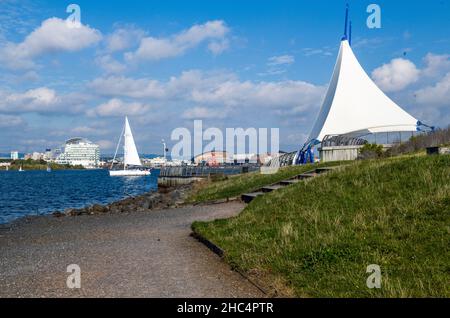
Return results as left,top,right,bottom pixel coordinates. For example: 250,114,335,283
0,0,449,154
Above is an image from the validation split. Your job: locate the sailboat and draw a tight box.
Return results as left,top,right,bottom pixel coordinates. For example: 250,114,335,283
46,164,52,172
110,116,151,177
19,165,24,172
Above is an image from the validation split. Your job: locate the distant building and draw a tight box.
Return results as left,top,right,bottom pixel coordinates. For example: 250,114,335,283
43,149,53,161
10,151,19,160
193,151,231,166
55,138,100,168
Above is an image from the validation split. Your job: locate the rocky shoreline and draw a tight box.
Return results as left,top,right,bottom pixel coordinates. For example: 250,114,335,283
52,184,193,218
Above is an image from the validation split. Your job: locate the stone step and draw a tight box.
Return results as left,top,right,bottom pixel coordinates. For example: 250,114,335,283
241,192,264,203
298,173,317,179
261,184,286,193
241,166,336,204
315,167,335,174
280,179,301,186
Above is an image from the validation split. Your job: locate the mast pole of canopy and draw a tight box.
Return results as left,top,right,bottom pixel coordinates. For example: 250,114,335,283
343,4,349,40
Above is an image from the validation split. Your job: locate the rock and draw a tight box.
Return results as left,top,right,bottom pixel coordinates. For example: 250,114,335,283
53,211,65,218
91,204,108,214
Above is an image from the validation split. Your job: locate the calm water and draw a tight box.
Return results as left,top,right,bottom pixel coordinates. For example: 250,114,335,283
0,169,159,224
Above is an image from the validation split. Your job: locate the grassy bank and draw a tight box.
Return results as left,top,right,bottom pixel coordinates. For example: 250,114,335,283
187,161,343,203
192,155,450,297
6,159,84,171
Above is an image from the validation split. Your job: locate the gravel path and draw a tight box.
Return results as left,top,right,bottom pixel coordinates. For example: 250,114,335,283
0,202,264,298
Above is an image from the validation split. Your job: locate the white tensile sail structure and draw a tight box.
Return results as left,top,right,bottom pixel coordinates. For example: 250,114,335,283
295,5,432,165
110,116,150,176
308,39,419,143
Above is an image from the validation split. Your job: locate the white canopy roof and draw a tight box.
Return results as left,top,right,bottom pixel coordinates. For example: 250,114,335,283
308,40,418,143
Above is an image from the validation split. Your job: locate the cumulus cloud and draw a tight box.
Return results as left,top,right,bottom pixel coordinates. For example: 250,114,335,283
89,70,325,113
124,20,230,63
0,17,102,70
104,26,145,53
95,55,127,74
87,98,152,117
372,58,420,92
415,72,450,106
422,53,450,78
0,87,89,114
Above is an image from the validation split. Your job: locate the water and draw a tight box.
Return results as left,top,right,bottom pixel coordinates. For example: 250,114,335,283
0,169,159,224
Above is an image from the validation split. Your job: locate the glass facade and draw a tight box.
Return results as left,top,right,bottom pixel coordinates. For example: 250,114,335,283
56,138,100,168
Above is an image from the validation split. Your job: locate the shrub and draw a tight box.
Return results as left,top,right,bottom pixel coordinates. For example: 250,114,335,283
358,143,383,160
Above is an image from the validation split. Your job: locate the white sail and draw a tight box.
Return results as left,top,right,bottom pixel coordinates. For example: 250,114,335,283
123,116,142,167
308,40,418,143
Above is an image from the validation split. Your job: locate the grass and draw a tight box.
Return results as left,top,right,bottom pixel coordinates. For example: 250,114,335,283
6,159,84,171
192,155,450,297
187,161,344,203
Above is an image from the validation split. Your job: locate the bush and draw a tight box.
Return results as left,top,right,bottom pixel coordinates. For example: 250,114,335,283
388,126,450,156
358,143,384,160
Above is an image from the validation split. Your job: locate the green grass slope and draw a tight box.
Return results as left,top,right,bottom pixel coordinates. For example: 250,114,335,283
192,156,450,297
187,161,343,203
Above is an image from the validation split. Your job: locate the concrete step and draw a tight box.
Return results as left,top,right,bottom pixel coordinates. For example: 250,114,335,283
241,166,337,204
298,173,317,179
280,179,301,186
241,192,264,203
261,184,286,193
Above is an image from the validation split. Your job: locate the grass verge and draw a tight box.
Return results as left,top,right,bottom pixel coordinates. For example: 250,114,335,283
192,155,450,297
187,161,343,203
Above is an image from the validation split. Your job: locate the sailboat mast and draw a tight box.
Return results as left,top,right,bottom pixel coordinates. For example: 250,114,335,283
124,117,127,171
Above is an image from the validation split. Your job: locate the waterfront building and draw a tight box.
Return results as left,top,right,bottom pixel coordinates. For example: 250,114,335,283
10,151,19,160
55,138,100,168
193,151,231,166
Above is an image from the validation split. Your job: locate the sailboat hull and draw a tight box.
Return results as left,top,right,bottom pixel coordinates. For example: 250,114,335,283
109,169,151,177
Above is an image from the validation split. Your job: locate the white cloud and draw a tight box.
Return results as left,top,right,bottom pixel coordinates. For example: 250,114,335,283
302,47,334,57
0,87,89,114
89,76,167,99
422,53,450,78
125,20,230,63
268,55,295,66
87,98,152,117
95,55,127,74
372,58,420,92
0,17,102,70
2,87,59,112
88,70,326,113
415,72,450,106
208,39,230,55
96,139,115,150
104,26,145,53
182,106,228,119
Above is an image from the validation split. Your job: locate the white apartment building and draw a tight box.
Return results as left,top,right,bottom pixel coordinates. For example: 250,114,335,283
55,138,100,168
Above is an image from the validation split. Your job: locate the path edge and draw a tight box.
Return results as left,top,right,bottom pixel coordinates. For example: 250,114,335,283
190,230,270,297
